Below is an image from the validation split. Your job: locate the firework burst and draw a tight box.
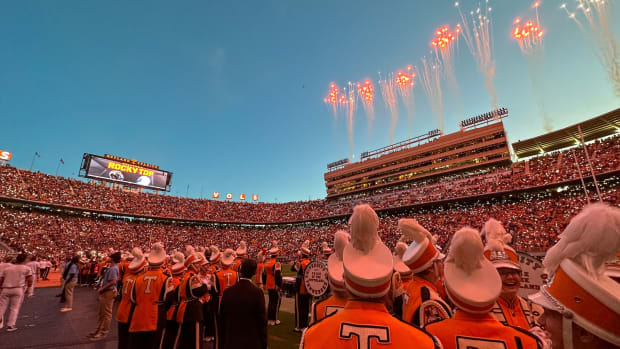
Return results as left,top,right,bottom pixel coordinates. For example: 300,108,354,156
561,0,620,97
357,79,375,131
455,0,498,108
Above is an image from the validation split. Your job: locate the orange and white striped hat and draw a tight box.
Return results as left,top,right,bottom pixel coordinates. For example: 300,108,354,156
128,247,147,273
444,227,501,314
342,204,393,299
147,243,167,266
184,245,201,267
393,242,413,281
209,245,222,264
528,203,620,348
221,249,235,267
327,230,349,292
171,252,187,275
399,219,440,273
481,218,520,271
268,241,280,256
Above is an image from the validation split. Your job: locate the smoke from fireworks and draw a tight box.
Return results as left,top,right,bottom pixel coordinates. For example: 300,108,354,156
561,0,620,97
357,79,375,132
417,57,444,132
513,1,551,131
395,65,416,135
455,1,498,108
378,72,399,144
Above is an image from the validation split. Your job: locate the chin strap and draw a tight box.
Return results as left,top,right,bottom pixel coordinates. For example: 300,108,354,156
562,311,574,349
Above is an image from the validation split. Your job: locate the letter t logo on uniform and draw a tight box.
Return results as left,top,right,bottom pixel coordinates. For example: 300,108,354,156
339,323,390,349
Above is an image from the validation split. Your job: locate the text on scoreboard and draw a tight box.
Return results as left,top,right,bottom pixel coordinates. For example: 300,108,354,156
80,153,172,191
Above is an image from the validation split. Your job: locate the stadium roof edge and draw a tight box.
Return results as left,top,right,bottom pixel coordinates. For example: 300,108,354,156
511,108,620,159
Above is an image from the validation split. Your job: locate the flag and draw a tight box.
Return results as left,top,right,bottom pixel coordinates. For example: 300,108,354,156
60,158,64,164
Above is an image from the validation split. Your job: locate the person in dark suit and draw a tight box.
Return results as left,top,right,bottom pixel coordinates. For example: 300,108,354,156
218,258,268,349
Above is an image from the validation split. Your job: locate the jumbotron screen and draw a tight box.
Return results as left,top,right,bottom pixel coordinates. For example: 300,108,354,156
80,154,172,191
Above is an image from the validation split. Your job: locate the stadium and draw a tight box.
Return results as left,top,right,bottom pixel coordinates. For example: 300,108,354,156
2,2,620,349
1,108,618,260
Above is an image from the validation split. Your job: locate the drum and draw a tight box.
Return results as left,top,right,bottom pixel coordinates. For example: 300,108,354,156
282,276,296,298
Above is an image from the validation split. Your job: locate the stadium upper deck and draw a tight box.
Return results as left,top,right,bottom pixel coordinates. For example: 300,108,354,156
324,121,510,199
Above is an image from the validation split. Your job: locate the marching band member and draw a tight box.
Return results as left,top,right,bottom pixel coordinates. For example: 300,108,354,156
215,249,238,303
255,248,266,288
264,240,282,326
425,227,541,349
294,240,312,332
233,241,248,272
116,248,146,349
174,246,209,349
483,218,543,329
310,230,349,324
391,241,414,320
528,203,620,349
399,219,452,327
161,252,186,349
128,243,173,349
300,204,440,349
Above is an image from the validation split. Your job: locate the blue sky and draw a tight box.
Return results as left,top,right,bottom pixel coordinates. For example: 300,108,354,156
1,1,619,202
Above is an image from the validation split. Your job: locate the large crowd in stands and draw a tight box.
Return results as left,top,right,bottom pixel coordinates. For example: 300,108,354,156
1,177,617,262
0,136,618,224
0,135,618,262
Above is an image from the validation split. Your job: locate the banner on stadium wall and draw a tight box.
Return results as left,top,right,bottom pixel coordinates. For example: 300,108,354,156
239,194,246,200
226,193,232,200
213,192,220,199
516,252,549,297
0,150,12,161
252,194,258,201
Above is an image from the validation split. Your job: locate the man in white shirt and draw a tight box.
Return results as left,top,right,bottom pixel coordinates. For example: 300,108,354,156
0,256,13,329
0,253,34,331
25,255,39,297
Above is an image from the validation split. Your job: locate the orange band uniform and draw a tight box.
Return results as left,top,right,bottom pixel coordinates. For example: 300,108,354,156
310,294,347,324
425,311,540,349
301,301,439,349
129,269,172,332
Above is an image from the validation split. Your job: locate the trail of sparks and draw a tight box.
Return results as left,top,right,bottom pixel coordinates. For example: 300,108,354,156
513,1,551,131
378,72,399,144
357,79,375,133
395,65,416,136
324,82,356,159
344,82,357,160
455,0,498,108
431,25,460,95
562,0,620,97
417,57,444,132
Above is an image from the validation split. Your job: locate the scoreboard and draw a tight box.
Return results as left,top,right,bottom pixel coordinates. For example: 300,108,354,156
79,153,172,191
